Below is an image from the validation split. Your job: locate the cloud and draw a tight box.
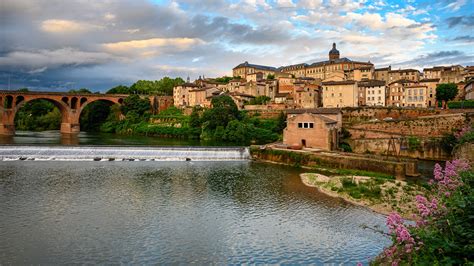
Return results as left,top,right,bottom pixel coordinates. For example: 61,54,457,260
103,38,205,54
394,50,474,68
0,48,114,70
0,0,472,91
445,15,474,28
40,19,102,33
452,35,474,43
444,0,466,11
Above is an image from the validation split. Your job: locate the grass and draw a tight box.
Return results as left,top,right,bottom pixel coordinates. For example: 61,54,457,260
340,177,383,201
313,166,395,180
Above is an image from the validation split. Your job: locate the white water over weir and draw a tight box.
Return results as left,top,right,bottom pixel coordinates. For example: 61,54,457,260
0,146,250,161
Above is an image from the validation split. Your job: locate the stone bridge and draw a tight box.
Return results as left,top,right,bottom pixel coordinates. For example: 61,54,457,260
0,90,130,135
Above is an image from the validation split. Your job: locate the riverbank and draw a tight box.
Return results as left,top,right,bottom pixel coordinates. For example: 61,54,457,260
300,172,426,219
250,145,419,179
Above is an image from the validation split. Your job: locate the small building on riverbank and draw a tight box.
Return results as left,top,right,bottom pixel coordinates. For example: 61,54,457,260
283,108,342,150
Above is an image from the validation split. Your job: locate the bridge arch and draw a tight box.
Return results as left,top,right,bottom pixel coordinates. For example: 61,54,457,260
14,96,73,134
1,93,128,135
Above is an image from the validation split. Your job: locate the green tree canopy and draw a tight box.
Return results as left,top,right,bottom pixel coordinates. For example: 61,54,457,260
436,83,458,102
267,74,275,80
121,95,151,116
107,85,131,94
247,96,271,105
201,95,239,130
69,88,92,94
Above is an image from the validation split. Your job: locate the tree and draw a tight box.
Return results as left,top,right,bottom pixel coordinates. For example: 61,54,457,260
267,74,275,80
248,96,271,105
107,85,132,94
129,77,185,95
80,101,112,132
201,95,239,130
436,83,458,109
276,111,286,133
121,95,151,116
69,88,92,94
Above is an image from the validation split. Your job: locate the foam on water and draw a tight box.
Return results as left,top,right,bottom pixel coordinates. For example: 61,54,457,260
0,145,250,161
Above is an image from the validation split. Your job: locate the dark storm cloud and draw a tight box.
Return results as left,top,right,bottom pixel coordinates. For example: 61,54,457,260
445,15,474,28
451,35,474,42
394,50,473,68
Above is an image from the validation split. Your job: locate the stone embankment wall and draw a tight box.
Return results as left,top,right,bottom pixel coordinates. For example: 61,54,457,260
453,143,474,162
341,107,473,124
344,112,473,160
348,138,451,161
347,113,468,138
250,146,417,179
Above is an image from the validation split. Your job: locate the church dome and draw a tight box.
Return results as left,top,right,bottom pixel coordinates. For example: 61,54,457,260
329,43,340,60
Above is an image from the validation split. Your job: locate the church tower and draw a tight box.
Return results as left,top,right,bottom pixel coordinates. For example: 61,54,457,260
329,43,340,61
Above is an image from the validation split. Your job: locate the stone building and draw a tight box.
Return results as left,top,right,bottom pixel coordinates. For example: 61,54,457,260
359,80,386,106
419,78,439,107
352,66,375,81
293,82,321,108
246,72,264,82
404,84,428,107
465,79,474,100
277,76,296,93
423,65,465,83
232,61,278,79
283,108,342,150
374,66,391,82
388,69,420,83
387,79,416,107
173,83,198,107
322,80,358,107
279,43,373,81
278,63,306,78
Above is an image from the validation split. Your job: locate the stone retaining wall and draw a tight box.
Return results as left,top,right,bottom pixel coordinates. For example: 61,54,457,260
250,146,418,179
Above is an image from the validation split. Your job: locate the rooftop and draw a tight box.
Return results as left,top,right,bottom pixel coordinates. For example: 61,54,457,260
233,61,278,71
287,108,341,115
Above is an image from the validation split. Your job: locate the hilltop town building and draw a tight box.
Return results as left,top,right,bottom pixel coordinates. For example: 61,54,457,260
322,80,358,108
404,84,428,108
359,80,386,107
232,62,278,79
387,79,416,107
388,69,420,82
419,78,439,107
423,65,466,83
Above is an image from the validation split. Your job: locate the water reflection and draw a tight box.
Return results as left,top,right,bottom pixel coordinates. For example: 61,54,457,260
0,130,236,146
0,161,390,264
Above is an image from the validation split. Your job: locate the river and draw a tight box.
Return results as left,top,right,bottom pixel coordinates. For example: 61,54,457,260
0,131,390,264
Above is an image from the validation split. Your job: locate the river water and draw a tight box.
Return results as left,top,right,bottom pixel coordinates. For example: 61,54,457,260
0,131,390,264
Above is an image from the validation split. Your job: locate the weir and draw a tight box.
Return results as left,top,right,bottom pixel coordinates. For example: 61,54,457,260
0,146,250,161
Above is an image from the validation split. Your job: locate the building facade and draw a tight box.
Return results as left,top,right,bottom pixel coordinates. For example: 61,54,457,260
387,79,415,107
404,84,428,107
232,62,278,79
322,80,358,107
359,80,386,106
283,110,341,150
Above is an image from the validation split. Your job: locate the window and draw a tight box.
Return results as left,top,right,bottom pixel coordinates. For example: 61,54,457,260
298,122,314,129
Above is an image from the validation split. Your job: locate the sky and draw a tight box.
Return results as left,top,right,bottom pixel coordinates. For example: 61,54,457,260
0,0,473,92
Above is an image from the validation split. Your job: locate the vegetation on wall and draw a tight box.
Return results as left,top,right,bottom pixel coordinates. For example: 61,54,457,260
440,125,474,153
106,77,185,95
246,96,271,105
